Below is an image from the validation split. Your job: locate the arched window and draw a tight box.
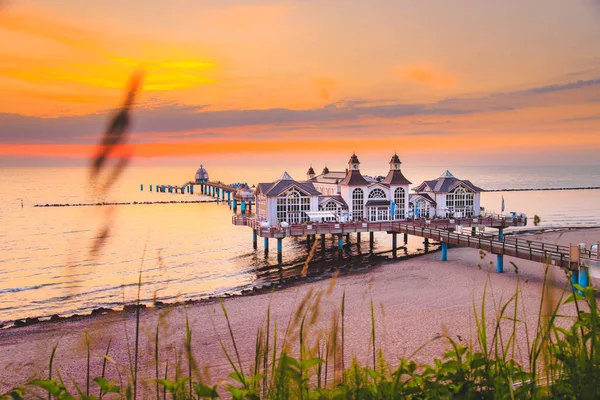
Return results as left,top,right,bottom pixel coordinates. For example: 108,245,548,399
394,187,405,219
446,186,474,217
276,188,311,223
325,201,338,211
352,188,364,220
368,188,386,199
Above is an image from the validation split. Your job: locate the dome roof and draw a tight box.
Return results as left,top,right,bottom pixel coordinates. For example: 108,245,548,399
322,166,330,174
307,165,315,175
195,164,209,182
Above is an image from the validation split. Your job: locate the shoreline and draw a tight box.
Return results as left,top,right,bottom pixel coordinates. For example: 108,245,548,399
0,227,598,394
2,225,597,331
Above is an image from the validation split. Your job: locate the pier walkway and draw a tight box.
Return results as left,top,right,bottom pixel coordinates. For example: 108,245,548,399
232,214,599,286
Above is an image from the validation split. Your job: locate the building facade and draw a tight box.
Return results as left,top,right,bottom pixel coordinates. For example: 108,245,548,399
255,153,413,225
411,170,483,218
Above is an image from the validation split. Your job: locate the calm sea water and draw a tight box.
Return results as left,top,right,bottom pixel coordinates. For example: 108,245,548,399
0,164,599,323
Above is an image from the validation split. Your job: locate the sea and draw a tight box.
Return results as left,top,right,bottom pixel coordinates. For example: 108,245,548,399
1,164,599,324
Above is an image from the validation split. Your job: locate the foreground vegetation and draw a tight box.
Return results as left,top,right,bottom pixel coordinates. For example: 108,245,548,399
1,266,598,399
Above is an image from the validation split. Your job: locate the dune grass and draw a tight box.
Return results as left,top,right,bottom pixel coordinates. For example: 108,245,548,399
1,264,599,399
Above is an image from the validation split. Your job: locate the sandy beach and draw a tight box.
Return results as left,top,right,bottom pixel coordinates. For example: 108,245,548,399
1,228,598,396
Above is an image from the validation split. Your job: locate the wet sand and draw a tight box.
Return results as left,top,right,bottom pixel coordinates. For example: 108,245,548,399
1,228,598,395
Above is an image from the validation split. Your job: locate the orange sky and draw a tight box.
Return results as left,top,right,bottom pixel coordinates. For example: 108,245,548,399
1,0,600,166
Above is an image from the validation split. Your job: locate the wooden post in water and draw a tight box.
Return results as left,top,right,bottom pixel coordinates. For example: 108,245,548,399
369,231,374,251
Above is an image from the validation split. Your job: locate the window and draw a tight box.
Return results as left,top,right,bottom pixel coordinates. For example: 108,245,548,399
394,187,405,219
414,199,429,218
276,188,311,223
352,188,364,220
446,186,474,217
368,188,386,199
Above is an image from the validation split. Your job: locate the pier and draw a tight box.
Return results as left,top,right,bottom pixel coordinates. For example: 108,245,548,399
233,214,599,289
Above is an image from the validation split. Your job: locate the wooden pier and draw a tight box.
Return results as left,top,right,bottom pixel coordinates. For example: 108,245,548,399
232,214,599,288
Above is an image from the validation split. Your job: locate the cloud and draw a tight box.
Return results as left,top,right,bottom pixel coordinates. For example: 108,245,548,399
0,100,471,144
392,63,459,88
2,75,600,146
410,120,451,126
563,115,600,122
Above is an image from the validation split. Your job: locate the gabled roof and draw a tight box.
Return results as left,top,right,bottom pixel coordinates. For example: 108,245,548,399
367,181,390,189
412,171,484,193
318,195,348,209
256,176,321,197
381,169,412,185
409,193,436,206
309,171,346,183
340,169,369,186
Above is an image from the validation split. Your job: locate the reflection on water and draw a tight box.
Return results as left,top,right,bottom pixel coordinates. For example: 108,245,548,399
0,165,599,322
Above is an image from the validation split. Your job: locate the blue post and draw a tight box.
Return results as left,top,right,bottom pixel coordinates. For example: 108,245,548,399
472,227,477,236
253,230,257,249
150,185,152,192
227,191,231,201
496,254,504,273
578,266,589,289
441,241,448,261
277,238,283,261
140,184,143,191
241,201,246,215
233,199,238,212
498,228,504,241
168,186,172,193
572,270,579,289
264,237,269,253
338,235,343,249
190,186,193,194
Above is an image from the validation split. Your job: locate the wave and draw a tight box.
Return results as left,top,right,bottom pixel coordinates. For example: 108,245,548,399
0,284,44,294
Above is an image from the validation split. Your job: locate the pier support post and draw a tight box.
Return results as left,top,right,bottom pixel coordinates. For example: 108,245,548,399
241,201,246,215
424,238,429,246
404,232,408,243
338,234,343,249
232,199,237,213
441,241,448,261
496,254,504,273
277,238,283,263
472,226,477,237
498,228,504,241
578,266,589,290
321,234,326,252
227,191,231,201
264,237,269,253
253,230,257,249
392,233,397,258
369,232,374,251
571,270,579,290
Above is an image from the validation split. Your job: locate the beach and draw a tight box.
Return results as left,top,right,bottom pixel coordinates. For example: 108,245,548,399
0,227,597,395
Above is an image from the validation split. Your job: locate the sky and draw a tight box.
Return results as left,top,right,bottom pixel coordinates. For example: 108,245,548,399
1,0,600,168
